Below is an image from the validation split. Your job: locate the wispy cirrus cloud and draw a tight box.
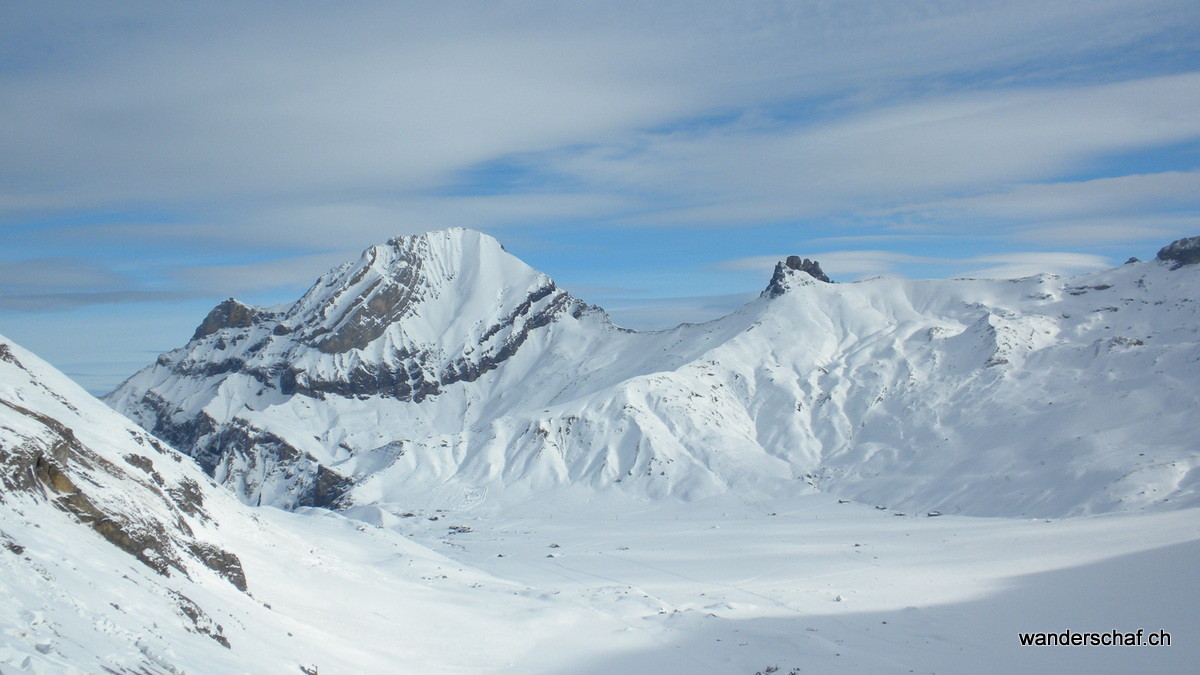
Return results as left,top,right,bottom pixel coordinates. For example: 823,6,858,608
3,1,1199,391
1011,218,1194,246
883,171,1200,245
896,171,1200,221
174,252,356,296
3,2,1198,235
718,250,1111,280
0,257,128,292
0,257,195,312
955,252,1111,279
0,290,195,313
548,73,1200,227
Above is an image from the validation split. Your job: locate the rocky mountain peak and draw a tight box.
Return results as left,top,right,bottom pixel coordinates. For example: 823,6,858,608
764,255,831,297
280,228,550,355
107,229,605,507
191,298,264,341
383,225,486,249
1156,235,1200,269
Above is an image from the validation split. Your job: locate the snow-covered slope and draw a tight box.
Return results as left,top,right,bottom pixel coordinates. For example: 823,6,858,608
6,305,1200,672
108,230,1200,517
0,333,624,672
0,335,255,668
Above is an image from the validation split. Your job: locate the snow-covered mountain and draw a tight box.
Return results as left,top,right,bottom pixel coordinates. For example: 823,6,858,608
107,229,1200,517
0,332,627,672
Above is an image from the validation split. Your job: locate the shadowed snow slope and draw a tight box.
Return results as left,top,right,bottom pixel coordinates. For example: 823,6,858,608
107,229,1200,517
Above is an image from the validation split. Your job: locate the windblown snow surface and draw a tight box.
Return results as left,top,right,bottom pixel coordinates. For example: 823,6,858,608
4,229,1197,672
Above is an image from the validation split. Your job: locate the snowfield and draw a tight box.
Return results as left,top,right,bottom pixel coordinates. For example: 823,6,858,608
363,487,1200,673
3,229,1199,672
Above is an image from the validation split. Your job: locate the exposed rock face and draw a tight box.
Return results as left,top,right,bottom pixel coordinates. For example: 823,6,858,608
124,393,351,509
211,420,352,509
187,542,248,592
1156,235,1200,269
192,299,272,341
785,255,831,282
0,341,247,593
765,255,831,296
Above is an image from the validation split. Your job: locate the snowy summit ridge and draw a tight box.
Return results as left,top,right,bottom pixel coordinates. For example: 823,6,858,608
189,227,600,396
108,229,1200,518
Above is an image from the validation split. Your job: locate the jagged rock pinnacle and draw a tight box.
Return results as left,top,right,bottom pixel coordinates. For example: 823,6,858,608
784,255,831,282
764,255,831,296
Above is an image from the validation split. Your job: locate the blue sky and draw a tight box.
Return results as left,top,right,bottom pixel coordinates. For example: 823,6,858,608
2,1,1199,393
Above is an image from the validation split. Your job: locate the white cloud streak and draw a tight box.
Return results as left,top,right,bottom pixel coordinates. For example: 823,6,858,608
553,73,1200,226
719,251,933,278
719,250,1112,280
174,252,357,296
0,258,128,292
956,253,1111,279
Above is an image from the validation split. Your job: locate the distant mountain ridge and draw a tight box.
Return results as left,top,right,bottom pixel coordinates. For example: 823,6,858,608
107,229,1200,517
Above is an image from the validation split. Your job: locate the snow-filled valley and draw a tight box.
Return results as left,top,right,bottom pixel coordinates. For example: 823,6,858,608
3,229,1199,672
368,488,1200,673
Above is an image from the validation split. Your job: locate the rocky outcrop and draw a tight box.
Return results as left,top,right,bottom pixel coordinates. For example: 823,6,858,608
210,420,353,510
187,542,248,592
131,393,353,509
309,244,425,354
0,398,247,591
786,255,831,282
765,255,831,296
283,286,582,401
192,299,270,341
1156,235,1200,269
